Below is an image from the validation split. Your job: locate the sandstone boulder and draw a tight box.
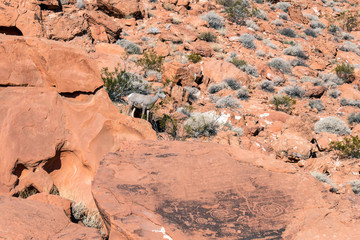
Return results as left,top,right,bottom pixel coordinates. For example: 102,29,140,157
0,196,101,239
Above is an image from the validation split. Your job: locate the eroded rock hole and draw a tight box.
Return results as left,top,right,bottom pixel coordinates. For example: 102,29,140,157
0,26,23,36
39,4,62,11
12,163,26,178
13,185,39,199
43,149,62,174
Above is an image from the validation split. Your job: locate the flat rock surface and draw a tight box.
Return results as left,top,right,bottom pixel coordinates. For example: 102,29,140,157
93,141,360,239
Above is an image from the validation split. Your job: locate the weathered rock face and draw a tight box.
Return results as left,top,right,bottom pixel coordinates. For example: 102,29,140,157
0,196,101,239
0,36,102,93
0,35,156,209
92,141,360,239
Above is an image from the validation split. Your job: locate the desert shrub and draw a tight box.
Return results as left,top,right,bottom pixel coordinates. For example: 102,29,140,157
188,52,202,63
304,28,317,37
198,32,217,42
278,13,288,20
101,67,149,102
309,100,325,112
274,76,285,86
310,172,338,192
156,114,179,138
215,95,242,108
283,45,307,59
290,58,308,67
270,94,296,113
329,89,341,98
267,0,281,3
240,64,259,77
282,85,305,98
256,50,265,57
236,86,249,100
340,98,360,108
310,21,326,29
230,57,247,68
328,24,342,35
184,111,220,137
245,20,259,30
76,0,85,9
330,135,360,158
225,78,241,90
263,39,278,49
341,32,354,40
201,11,224,29
339,41,360,55
219,0,252,25
271,19,284,26
314,117,351,135
49,185,60,195
279,28,297,37
255,0,264,3
343,12,360,32
350,180,360,195
72,202,103,229
137,51,163,72
259,80,275,92
147,27,160,34
267,58,292,73
305,14,319,21
163,3,175,11
207,82,227,94
239,33,256,49
116,39,141,54
300,76,322,85
348,112,360,125
276,2,291,12
60,0,70,4
254,9,267,20
334,62,355,82
15,185,39,199
320,73,344,86
184,87,200,102
145,70,161,81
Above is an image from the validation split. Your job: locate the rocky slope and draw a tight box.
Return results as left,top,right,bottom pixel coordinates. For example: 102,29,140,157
1,0,360,239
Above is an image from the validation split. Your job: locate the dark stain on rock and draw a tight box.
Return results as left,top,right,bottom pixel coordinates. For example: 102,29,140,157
155,153,178,158
116,184,148,195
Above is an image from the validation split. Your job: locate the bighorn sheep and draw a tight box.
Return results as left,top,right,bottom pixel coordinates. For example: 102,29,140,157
127,89,166,121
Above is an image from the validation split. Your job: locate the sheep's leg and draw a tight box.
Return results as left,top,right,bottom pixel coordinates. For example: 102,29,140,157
131,108,136,118
128,103,133,116
141,107,146,120
146,109,150,121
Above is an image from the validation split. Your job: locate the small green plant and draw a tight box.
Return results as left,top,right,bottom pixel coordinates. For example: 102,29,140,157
137,51,163,72
158,114,178,139
188,53,202,63
218,0,252,25
230,57,247,68
270,95,296,113
198,32,217,42
344,12,359,32
334,62,355,83
329,135,360,159
101,67,149,103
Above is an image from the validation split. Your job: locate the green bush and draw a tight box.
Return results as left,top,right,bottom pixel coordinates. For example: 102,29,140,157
188,53,202,63
157,114,178,138
137,51,163,72
184,111,220,138
270,95,296,113
101,67,149,103
330,136,360,159
334,62,355,83
218,0,252,25
198,32,217,42
230,57,247,68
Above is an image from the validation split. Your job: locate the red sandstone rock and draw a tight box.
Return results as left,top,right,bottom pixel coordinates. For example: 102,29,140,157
288,4,309,24
28,192,72,217
0,196,101,239
92,140,360,239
